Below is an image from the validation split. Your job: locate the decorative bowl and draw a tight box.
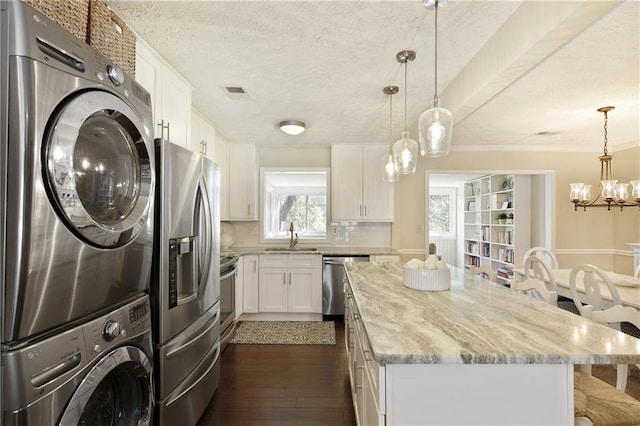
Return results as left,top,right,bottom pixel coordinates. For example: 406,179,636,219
403,267,451,291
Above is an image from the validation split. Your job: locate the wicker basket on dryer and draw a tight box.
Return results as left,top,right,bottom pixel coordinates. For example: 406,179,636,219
22,0,90,42
87,0,136,77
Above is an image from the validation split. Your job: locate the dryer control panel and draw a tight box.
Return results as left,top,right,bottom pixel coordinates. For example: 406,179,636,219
83,297,151,358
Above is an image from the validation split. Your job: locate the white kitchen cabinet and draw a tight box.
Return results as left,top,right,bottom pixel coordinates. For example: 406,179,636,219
258,267,288,312
258,255,321,313
135,38,192,148
345,281,385,425
235,257,244,319
190,109,215,157
227,144,258,221
242,255,259,313
331,145,394,221
215,136,229,220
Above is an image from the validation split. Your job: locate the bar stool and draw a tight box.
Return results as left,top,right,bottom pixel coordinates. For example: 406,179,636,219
468,264,495,282
569,264,640,425
521,254,578,314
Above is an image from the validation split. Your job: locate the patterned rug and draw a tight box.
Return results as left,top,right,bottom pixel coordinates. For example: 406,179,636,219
231,321,336,345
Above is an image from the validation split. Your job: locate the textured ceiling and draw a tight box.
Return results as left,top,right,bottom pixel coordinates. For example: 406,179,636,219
108,0,639,153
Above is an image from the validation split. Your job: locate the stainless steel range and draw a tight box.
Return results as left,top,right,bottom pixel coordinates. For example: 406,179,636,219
220,255,239,352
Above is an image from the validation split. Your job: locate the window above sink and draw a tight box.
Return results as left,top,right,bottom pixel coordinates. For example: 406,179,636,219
260,168,329,243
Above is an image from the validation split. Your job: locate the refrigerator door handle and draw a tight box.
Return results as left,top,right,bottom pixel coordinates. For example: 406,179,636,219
195,179,213,298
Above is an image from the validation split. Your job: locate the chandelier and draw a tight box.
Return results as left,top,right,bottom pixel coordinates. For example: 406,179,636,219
569,106,640,211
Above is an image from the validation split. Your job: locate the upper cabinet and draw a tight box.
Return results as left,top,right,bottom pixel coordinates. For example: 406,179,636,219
135,39,192,148
331,145,394,222
216,136,229,220
227,144,258,221
190,109,216,158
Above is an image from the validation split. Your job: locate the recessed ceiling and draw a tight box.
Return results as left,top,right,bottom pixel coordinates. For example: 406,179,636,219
108,0,639,153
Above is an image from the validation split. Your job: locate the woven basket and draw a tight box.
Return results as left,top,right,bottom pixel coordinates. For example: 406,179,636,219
87,0,136,77
22,0,89,42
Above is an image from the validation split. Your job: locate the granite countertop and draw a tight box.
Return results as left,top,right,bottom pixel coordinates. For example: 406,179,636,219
221,246,399,256
345,262,640,365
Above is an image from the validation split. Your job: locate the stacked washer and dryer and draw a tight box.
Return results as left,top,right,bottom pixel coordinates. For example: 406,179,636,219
1,2,156,424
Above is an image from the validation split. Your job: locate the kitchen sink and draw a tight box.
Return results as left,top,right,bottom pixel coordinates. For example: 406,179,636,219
264,248,318,252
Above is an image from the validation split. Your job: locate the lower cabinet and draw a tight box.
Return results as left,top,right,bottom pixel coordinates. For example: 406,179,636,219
345,282,385,426
258,255,322,313
242,255,259,313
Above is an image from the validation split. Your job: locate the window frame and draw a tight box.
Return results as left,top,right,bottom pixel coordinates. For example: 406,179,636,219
428,187,457,238
260,167,330,243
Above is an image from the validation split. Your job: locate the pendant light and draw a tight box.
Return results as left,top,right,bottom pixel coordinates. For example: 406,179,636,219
381,85,399,182
419,0,453,157
393,50,419,175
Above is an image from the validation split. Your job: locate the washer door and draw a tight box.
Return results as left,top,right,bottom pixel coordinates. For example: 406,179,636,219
58,346,153,426
45,90,153,248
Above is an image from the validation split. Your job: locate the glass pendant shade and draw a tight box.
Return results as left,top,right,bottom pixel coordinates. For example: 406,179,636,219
614,183,629,202
601,179,617,200
393,131,418,175
631,180,640,201
381,148,399,182
419,106,453,157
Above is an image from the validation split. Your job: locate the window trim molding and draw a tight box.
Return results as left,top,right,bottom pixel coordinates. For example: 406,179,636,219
259,167,330,244
428,186,457,238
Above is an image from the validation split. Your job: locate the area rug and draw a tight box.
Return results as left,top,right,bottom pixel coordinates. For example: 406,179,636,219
230,321,336,345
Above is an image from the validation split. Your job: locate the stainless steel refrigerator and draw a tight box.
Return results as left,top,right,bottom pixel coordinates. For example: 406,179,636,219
152,139,221,425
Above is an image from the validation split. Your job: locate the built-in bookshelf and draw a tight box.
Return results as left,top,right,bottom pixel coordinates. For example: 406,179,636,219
463,174,531,285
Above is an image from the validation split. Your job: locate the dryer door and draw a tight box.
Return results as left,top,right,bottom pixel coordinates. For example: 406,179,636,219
58,346,153,426
45,90,153,248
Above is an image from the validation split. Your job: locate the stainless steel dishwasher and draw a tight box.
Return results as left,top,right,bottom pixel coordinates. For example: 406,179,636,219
322,255,370,316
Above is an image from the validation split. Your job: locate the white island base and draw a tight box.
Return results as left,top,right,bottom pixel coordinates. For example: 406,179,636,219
385,363,572,425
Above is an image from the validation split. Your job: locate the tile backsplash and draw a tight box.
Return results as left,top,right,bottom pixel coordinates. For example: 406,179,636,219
227,221,391,248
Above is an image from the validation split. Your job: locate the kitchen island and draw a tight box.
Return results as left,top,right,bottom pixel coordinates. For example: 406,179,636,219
344,262,640,425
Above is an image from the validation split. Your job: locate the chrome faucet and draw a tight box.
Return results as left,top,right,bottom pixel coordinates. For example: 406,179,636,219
289,222,298,248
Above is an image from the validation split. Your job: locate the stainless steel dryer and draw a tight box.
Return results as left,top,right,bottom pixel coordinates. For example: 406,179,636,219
0,2,155,345
2,295,154,425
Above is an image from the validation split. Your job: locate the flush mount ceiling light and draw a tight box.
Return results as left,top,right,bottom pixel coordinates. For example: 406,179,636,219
392,50,419,175
569,106,640,211
419,0,453,157
381,85,399,183
279,120,306,135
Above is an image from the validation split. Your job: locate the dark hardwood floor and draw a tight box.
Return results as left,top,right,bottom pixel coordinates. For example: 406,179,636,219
197,320,355,426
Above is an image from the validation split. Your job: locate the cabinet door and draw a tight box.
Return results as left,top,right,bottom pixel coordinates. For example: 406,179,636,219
258,268,287,312
135,38,192,147
190,109,215,157
363,145,394,221
228,144,257,220
242,255,259,313
135,39,160,137
288,268,321,313
160,69,192,148
216,136,229,220
353,335,366,425
331,145,364,220
364,374,384,426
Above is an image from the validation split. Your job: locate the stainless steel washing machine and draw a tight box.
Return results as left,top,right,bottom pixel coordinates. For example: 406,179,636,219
0,1,155,345
2,295,154,425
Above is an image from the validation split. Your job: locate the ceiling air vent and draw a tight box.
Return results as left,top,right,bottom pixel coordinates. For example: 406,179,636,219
225,86,245,94
222,86,251,100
